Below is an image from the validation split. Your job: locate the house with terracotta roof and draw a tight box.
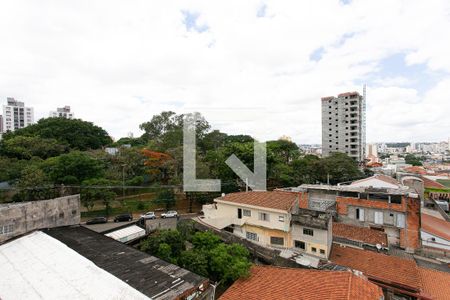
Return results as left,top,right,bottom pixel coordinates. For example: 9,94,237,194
421,213,450,252
220,265,384,300
330,244,450,300
290,175,421,251
202,191,299,248
333,222,388,249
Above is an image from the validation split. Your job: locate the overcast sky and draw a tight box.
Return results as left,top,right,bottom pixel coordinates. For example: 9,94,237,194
1,0,449,144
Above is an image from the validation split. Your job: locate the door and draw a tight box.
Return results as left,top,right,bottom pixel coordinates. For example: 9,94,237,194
237,208,242,219
374,211,383,225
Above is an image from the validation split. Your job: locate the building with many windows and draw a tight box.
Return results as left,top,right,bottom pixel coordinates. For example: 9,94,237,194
1,97,34,132
321,90,366,162
49,105,74,119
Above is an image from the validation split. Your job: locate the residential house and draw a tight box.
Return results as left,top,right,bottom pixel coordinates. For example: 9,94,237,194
220,265,384,300
421,212,450,252
332,222,388,250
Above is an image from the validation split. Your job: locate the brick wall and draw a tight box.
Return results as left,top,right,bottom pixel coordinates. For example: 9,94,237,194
336,196,405,215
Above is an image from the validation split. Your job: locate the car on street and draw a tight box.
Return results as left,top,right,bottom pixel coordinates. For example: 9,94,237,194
86,217,108,225
114,213,133,222
161,210,178,218
140,211,156,220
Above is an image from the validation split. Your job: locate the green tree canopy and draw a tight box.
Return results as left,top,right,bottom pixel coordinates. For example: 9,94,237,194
2,118,112,151
0,135,68,159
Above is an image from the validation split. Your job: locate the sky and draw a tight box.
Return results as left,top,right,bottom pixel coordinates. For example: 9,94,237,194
0,0,449,144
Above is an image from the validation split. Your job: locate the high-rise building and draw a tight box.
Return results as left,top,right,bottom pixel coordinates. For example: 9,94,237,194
2,97,34,133
321,90,366,162
0,115,3,133
49,106,74,119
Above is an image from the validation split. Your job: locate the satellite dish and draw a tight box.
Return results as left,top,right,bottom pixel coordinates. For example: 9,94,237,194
376,244,382,250
221,193,225,197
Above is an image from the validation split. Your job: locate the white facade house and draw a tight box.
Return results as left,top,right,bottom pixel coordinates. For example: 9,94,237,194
2,97,34,133
421,213,450,251
49,105,74,119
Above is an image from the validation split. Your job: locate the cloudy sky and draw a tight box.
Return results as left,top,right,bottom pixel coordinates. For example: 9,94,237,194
1,0,449,144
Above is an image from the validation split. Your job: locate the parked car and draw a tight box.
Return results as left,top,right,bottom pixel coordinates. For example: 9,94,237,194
161,210,178,218
140,211,156,220
114,213,133,222
86,217,107,225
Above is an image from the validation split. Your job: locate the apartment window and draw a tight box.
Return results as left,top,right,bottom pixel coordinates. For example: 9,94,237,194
355,208,364,221
320,249,325,255
312,247,317,253
295,240,306,249
374,211,383,225
246,232,258,241
303,228,314,236
259,212,270,222
243,209,251,217
278,215,285,222
270,237,284,246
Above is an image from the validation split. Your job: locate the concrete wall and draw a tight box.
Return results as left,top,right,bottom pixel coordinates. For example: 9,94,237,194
291,223,330,258
0,195,80,244
144,218,177,232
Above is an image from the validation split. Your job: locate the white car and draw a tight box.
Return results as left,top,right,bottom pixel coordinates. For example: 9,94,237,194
140,212,156,220
161,210,178,218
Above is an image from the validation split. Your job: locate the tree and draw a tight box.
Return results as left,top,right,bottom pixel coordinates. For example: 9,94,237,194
320,152,364,184
154,189,176,210
405,154,423,166
80,178,116,212
41,151,105,184
178,250,209,277
14,165,56,202
2,117,112,150
139,229,185,258
0,136,68,159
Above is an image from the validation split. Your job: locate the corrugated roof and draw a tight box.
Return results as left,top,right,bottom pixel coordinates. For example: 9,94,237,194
216,191,298,211
220,265,383,300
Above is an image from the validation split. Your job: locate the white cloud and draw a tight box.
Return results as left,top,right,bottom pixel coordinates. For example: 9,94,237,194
0,0,449,143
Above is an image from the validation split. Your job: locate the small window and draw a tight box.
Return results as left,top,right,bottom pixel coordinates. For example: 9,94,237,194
278,216,285,222
246,232,258,241
259,212,270,222
295,240,305,249
270,237,284,246
312,247,317,253
303,228,314,236
243,209,251,217
320,249,325,255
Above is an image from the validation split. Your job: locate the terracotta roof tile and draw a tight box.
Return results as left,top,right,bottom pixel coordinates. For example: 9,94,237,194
404,166,428,175
333,223,388,247
418,267,450,300
330,244,420,290
219,266,383,300
421,213,450,241
216,191,297,212
420,176,446,189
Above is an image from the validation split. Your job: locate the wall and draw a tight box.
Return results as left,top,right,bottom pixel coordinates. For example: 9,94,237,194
144,218,177,232
290,223,330,258
0,195,80,244
421,231,450,251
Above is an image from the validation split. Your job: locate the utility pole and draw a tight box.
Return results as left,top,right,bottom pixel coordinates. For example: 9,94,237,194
245,178,249,192
121,164,126,198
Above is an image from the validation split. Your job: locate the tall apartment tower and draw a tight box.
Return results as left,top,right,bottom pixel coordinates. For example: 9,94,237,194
321,90,366,162
49,106,74,119
2,98,34,133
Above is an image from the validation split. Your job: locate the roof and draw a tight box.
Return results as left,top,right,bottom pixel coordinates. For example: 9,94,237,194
349,174,401,189
0,231,149,300
338,91,360,98
333,223,388,247
219,265,383,300
404,166,427,175
216,191,298,212
45,226,208,299
421,176,446,189
418,267,450,300
421,213,450,241
105,224,146,243
330,244,420,290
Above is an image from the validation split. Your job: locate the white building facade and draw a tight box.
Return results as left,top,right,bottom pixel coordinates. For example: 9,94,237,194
49,106,74,119
2,97,34,133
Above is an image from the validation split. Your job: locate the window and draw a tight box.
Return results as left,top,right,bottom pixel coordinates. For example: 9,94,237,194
259,212,270,222
320,249,325,255
374,211,383,225
243,209,251,217
355,208,364,221
396,214,405,228
278,215,285,222
246,232,258,241
303,228,314,236
0,224,14,235
270,237,284,246
295,240,305,249
312,247,317,253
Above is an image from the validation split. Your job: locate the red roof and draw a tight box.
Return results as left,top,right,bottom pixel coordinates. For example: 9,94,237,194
330,245,420,290
421,176,446,189
418,267,450,300
333,223,388,247
404,166,427,175
217,191,297,212
421,213,450,241
220,266,383,300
